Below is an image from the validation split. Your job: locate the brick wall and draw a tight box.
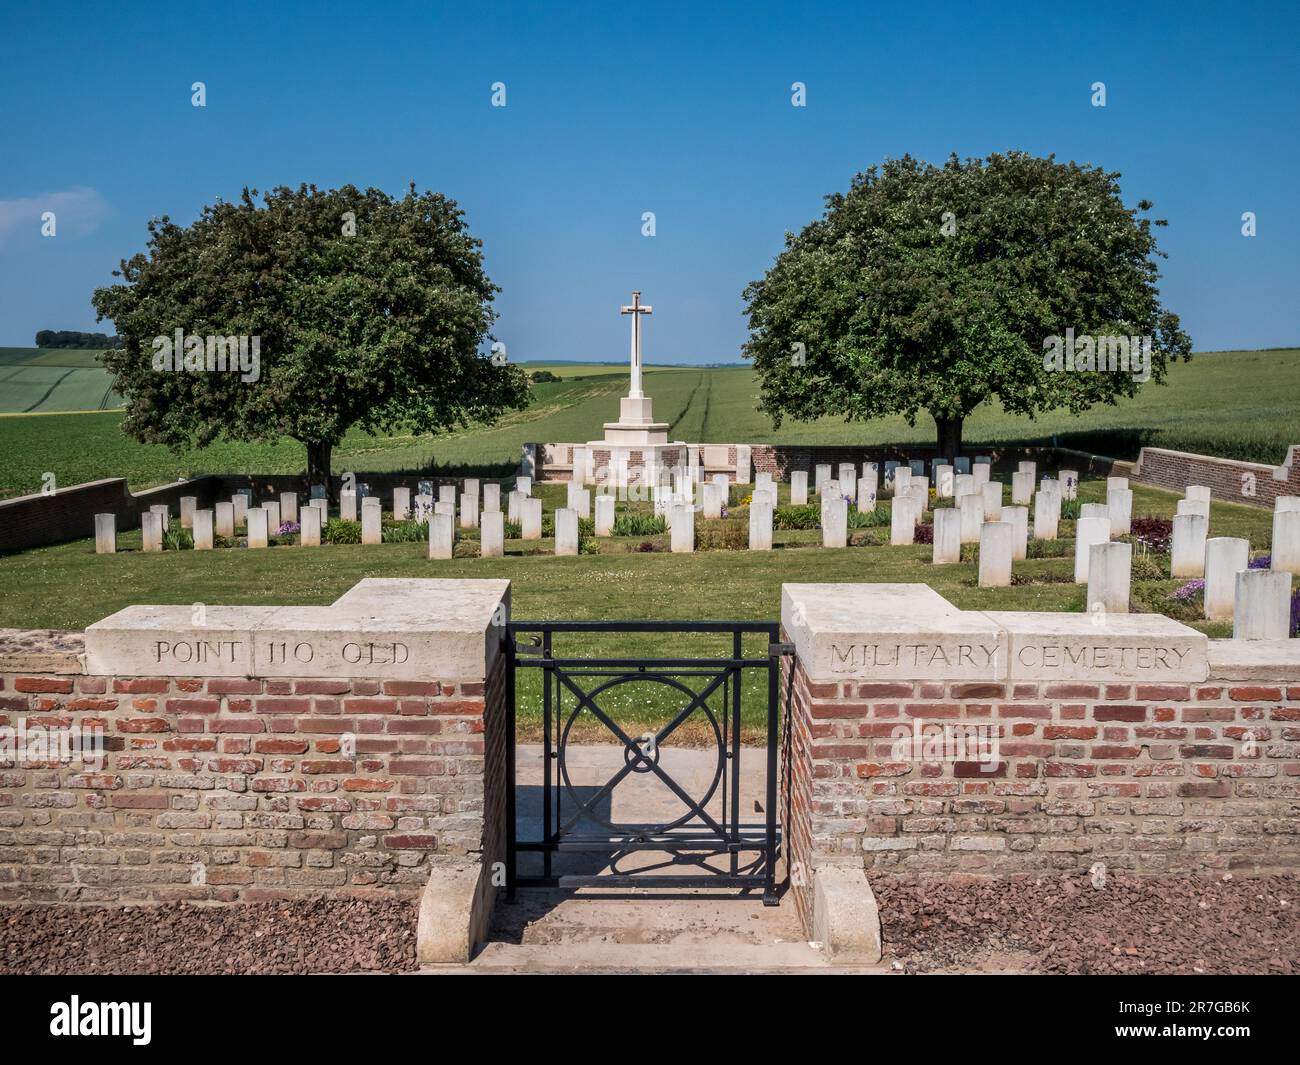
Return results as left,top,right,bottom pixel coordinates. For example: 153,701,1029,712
1123,444,1299,510
784,661,1300,892
0,655,503,904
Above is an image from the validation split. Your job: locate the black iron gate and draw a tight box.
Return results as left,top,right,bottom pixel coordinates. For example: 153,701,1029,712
505,621,782,904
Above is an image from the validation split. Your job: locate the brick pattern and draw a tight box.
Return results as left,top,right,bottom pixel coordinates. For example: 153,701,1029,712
0,670,493,903
785,661,1300,899
1126,445,1298,511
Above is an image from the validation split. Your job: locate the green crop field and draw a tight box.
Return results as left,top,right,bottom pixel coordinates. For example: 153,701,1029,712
0,348,1296,501
0,347,121,415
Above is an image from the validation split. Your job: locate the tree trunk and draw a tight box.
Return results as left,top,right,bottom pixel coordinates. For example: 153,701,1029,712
305,440,333,489
934,415,964,458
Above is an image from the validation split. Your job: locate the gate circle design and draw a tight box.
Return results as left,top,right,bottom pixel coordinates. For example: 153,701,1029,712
558,673,725,836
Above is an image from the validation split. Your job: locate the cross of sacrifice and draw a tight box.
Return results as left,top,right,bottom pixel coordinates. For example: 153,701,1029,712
620,290,652,399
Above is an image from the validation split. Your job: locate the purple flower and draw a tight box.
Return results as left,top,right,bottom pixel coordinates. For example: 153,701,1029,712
1248,555,1271,570
1171,579,1204,602
277,521,300,536
1292,589,1300,638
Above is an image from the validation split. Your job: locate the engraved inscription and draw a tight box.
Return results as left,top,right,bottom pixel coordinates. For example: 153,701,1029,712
153,639,243,665
831,643,1001,672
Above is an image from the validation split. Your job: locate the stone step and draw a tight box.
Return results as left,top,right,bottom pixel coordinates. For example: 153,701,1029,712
420,941,890,974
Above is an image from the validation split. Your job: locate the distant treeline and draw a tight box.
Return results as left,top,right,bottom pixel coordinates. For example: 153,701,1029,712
35,330,120,349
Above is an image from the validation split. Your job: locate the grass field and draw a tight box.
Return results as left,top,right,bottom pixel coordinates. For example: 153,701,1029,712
0,348,1296,500
0,348,120,415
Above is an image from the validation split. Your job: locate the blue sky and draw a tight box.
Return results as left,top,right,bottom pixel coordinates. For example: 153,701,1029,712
1,0,1296,361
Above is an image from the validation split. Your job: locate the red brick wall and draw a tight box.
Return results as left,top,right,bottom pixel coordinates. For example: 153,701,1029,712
0,668,497,903
1125,445,1299,510
781,650,815,936
784,667,1300,931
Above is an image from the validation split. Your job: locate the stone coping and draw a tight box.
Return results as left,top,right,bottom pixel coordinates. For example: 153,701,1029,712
79,578,511,680
781,583,1237,683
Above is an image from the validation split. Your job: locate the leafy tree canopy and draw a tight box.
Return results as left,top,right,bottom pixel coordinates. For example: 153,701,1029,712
742,152,1192,455
93,183,529,481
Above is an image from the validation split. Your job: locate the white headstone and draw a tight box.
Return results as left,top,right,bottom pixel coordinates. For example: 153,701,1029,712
1033,489,1060,541
94,513,116,554
428,512,454,560
515,476,532,497
934,464,955,499
735,445,752,484
461,493,479,529
1087,541,1132,614
1011,471,1034,506
790,471,809,506
247,508,269,549
193,509,214,550
755,471,773,491
1170,513,1208,578
1204,537,1250,620
1276,496,1300,514
570,486,590,521
1176,499,1210,519
263,500,281,535
1106,488,1133,537
980,481,1003,521
702,482,724,520
142,510,164,552
857,465,878,513
507,490,524,524
1185,485,1212,503
279,492,298,524
300,504,322,547
360,499,382,545
438,485,456,507
392,487,411,521
179,496,197,529
480,510,504,558
232,494,248,527
1001,505,1029,561
520,498,543,540
1107,476,1129,492
340,490,357,521
413,494,434,523
907,483,928,519
1271,511,1300,575
1017,460,1037,481
555,508,579,556
1233,570,1293,639
978,521,1013,587
1058,470,1079,500
1073,516,1111,584
150,503,170,532
954,473,975,500
463,478,481,499
595,494,616,536
823,497,848,548
214,501,234,539
932,508,961,564
749,502,773,551
815,465,832,493
483,484,501,513
1080,503,1110,522
894,468,912,496
958,494,983,544
837,463,855,490
890,498,916,545
670,503,695,553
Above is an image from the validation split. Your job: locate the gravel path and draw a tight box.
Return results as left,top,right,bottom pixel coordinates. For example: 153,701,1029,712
877,872,1299,974
0,897,419,975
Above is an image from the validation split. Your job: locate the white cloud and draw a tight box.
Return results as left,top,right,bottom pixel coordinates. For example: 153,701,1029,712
0,187,107,245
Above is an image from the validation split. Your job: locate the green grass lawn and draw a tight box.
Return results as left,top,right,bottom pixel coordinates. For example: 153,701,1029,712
1,348,1297,500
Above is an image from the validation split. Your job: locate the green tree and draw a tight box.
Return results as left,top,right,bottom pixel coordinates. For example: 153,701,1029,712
93,183,529,483
742,152,1192,456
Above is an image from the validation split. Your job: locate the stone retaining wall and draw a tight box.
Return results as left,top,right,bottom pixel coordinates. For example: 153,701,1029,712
1120,444,1299,510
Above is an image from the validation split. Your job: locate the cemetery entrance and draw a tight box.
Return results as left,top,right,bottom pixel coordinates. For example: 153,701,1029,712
505,620,782,904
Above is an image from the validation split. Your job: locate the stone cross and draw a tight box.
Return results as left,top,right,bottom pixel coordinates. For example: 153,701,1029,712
620,290,653,399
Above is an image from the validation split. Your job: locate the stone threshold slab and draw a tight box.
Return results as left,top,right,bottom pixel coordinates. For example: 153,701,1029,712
782,583,1217,683
83,578,510,680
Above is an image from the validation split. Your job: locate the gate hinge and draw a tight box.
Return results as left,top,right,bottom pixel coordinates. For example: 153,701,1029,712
512,635,544,657
768,641,795,657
